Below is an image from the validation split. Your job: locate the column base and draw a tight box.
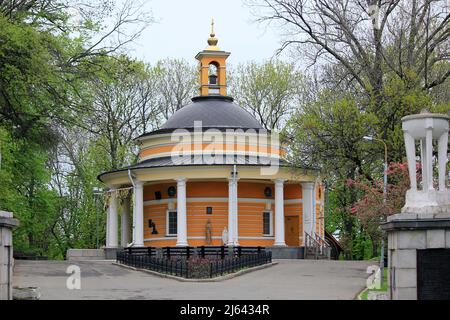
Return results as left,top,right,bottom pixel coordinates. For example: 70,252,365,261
273,242,287,247
176,242,189,247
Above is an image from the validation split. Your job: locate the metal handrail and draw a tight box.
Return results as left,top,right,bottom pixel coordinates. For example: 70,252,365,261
314,232,331,259
304,232,331,260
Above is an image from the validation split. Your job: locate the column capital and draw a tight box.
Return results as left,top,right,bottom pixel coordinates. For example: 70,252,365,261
301,182,315,190
134,180,144,188
175,177,187,183
273,179,286,185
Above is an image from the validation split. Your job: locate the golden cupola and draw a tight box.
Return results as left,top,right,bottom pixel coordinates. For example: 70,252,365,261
195,19,230,96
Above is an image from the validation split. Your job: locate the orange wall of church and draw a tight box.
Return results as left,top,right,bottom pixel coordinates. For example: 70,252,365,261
142,181,306,247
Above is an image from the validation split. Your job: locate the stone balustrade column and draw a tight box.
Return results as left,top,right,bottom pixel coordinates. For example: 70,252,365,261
438,131,448,191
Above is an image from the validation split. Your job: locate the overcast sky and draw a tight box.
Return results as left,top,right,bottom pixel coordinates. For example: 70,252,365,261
126,0,284,65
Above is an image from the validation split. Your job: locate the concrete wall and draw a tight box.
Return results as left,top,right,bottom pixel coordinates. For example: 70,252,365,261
0,211,18,300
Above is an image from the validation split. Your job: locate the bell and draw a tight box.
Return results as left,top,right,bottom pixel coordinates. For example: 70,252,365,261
209,74,218,85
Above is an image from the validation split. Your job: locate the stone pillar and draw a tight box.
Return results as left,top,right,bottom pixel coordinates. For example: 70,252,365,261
121,196,131,247
274,179,286,246
176,178,188,246
133,181,144,247
107,190,118,248
438,130,448,191
0,211,19,301
404,132,418,191
425,127,434,190
301,182,315,243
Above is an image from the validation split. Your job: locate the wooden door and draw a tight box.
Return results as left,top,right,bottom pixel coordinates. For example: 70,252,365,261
285,216,300,247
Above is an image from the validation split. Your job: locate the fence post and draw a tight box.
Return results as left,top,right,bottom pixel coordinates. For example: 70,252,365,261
221,246,225,259
201,246,205,258
167,247,171,259
186,246,190,260
238,246,242,257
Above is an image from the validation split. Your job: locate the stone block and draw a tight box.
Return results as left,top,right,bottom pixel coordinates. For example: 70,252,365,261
395,268,417,288
67,249,83,257
388,233,397,250
397,230,426,249
0,211,13,219
426,229,446,248
395,249,416,269
395,287,417,300
0,284,9,300
1,229,11,246
0,266,8,285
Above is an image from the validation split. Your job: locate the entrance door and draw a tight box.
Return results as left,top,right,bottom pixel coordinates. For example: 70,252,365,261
285,216,300,247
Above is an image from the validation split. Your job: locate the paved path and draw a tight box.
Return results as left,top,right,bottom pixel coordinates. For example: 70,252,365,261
13,259,373,300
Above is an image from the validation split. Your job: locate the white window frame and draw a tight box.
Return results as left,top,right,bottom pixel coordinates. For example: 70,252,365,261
262,211,273,236
166,210,177,237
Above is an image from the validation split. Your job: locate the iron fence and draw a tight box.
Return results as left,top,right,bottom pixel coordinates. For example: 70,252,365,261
117,246,272,279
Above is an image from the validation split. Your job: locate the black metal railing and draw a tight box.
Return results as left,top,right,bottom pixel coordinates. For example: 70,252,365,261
117,246,271,279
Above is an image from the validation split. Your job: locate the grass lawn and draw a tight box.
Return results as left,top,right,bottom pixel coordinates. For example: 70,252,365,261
360,268,388,300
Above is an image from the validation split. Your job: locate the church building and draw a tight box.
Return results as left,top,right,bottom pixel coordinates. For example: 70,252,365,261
98,23,325,257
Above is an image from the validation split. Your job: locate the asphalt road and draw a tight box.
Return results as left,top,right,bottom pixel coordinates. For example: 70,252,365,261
13,259,373,300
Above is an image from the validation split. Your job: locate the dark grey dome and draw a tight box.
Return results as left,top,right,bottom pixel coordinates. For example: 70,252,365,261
160,96,264,130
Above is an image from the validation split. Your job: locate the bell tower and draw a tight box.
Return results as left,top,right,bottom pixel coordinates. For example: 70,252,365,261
195,19,230,96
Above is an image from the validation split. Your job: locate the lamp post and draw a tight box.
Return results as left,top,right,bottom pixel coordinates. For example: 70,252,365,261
363,135,388,287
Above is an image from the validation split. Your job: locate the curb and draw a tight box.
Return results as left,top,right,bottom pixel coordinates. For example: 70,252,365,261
356,287,368,300
113,261,278,282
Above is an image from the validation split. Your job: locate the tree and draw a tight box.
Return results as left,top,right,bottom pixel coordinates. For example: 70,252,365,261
84,55,158,169
348,162,411,257
152,59,198,121
0,0,153,144
229,60,303,130
247,0,449,107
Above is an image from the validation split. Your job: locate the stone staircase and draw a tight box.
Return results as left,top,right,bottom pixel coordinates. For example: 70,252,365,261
304,232,331,260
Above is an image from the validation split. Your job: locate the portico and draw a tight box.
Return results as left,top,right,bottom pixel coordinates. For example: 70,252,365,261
104,173,321,251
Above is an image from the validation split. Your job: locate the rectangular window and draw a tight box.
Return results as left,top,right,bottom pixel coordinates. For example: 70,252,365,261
263,211,272,236
167,211,177,236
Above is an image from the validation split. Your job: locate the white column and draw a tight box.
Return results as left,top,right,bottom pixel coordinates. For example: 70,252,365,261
274,179,286,246
233,178,239,246
176,178,188,246
227,178,239,246
438,131,448,191
301,182,315,244
121,196,130,247
420,139,428,190
107,190,118,248
106,202,110,247
404,132,417,190
425,128,434,190
133,181,144,247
